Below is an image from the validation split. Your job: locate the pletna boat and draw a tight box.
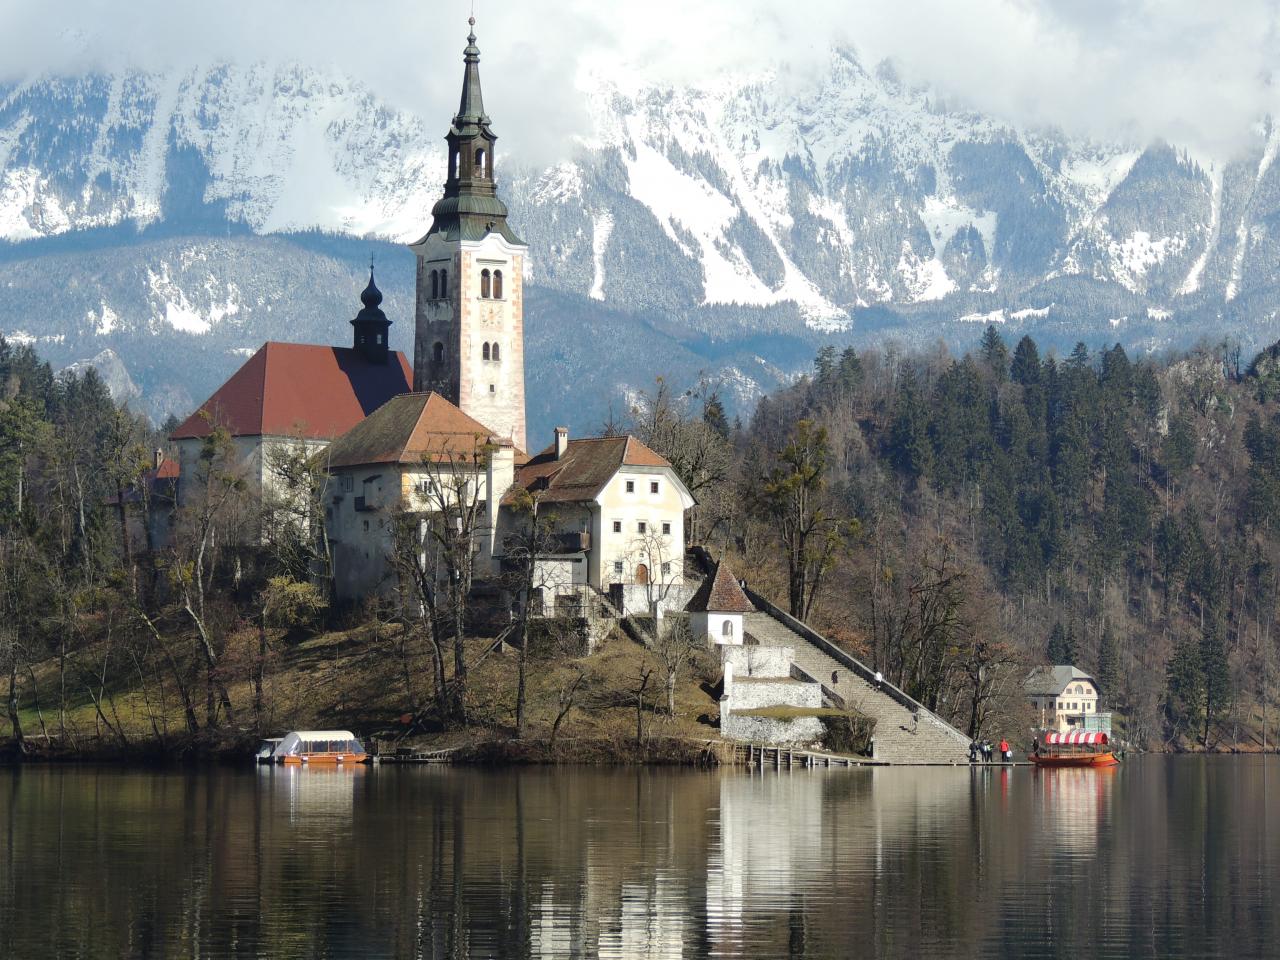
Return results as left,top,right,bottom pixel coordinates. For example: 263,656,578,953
270,730,367,765
1030,730,1118,768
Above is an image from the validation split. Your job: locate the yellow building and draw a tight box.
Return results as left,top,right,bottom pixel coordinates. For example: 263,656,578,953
1024,665,1101,733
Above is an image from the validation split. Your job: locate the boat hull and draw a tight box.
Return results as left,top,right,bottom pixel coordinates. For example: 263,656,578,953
1029,752,1118,768
279,753,366,765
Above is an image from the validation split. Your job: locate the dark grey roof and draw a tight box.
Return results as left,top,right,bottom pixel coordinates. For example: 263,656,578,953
1024,665,1097,696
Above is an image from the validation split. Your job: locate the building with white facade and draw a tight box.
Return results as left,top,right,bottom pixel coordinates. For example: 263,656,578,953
1024,665,1102,733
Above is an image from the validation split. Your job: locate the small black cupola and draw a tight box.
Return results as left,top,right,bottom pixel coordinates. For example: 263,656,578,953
351,266,391,364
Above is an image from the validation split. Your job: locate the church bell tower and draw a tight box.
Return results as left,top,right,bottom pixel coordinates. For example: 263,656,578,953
410,17,528,451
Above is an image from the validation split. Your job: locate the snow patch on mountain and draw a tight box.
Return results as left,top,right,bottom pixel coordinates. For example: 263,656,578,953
1109,231,1187,292
958,308,1006,324
589,210,613,301
897,241,955,302
919,195,996,259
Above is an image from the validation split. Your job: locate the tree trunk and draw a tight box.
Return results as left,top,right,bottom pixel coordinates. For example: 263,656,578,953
7,659,25,755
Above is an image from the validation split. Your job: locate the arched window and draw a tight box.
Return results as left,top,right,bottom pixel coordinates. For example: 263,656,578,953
493,269,504,299
474,147,487,178
722,620,734,638
440,269,448,297
481,269,491,298
491,343,500,361
433,341,444,363
482,342,491,361
430,270,439,300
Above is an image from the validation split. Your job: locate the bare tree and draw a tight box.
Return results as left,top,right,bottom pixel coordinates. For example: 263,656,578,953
388,439,495,722
169,422,249,728
652,615,698,716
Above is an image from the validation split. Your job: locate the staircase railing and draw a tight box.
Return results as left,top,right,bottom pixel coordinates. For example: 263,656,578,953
742,586,971,748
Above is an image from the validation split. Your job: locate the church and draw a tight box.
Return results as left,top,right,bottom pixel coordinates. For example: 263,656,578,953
169,19,695,617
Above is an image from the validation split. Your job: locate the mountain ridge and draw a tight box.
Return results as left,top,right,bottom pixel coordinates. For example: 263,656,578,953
3,49,1280,434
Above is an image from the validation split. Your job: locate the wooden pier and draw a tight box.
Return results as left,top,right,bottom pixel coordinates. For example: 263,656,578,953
734,743,888,770
373,747,459,765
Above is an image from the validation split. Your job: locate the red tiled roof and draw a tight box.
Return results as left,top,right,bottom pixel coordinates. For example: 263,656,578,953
170,342,413,441
325,392,506,468
514,435,673,504
106,457,180,506
686,561,754,614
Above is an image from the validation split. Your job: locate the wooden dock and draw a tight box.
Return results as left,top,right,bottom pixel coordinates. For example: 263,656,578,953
734,743,888,770
373,747,459,765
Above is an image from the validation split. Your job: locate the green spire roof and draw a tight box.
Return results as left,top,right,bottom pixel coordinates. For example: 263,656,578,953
453,18,489,136
416,17,524,248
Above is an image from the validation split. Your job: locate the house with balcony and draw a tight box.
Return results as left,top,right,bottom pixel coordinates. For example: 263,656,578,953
1025,665,1107,733
507,428,696,617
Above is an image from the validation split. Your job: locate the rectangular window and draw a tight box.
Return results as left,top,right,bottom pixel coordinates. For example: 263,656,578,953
650,481,659,494
625,480,635,493
661,562,671,576
342,474,353,492
613,561,623,575
638,521,647,534
612,520,622,533
662,522,672,535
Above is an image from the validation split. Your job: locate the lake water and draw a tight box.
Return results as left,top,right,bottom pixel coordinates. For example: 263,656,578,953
0,757,1276,959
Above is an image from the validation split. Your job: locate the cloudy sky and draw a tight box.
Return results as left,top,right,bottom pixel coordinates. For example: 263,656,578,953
3,0,1279,162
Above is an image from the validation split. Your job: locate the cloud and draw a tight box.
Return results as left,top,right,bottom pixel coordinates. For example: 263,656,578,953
2,0,1279,162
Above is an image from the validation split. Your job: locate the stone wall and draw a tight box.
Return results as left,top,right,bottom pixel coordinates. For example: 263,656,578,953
723,646,793,680
720,676,824,745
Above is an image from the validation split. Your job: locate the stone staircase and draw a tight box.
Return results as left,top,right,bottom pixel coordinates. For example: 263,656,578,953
742,609,971,765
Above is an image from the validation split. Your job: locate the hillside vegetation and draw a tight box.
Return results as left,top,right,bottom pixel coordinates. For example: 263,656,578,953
669,329,1280,750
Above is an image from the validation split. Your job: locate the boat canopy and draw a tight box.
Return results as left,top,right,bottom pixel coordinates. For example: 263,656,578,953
272,730,366,757
1045,730,1109,745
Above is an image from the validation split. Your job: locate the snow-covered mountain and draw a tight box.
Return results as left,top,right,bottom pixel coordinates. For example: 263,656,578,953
4,49,1280,433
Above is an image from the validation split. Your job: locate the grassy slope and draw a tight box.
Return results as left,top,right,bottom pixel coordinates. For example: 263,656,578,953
3,621,727,762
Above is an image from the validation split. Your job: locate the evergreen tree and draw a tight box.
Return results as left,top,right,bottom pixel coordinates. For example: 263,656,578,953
1096,626,1119,707
1010,335,1042,387
979,325,1009,382
887,369,932,481
1200,624,1231,747
1047,622,1071,663
702,393,730,440
1166,633,1205,741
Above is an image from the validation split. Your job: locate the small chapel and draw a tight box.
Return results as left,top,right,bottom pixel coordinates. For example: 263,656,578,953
167,19,695,618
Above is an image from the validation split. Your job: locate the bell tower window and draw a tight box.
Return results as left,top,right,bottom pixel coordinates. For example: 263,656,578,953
433,341,444,363
440,269,448,297
475,147,487,178
481,269,492,299
482,342,490,361
492,343,500,361
493,269,503,299
430,270,439,300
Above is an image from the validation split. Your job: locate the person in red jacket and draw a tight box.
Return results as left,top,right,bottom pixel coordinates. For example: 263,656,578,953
999,738,1011,763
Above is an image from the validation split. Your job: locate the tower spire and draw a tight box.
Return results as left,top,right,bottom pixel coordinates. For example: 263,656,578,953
351,264,391,365
456,16,488,132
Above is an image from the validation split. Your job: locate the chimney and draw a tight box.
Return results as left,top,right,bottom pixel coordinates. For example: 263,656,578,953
554,426,569,460
153,448,164,470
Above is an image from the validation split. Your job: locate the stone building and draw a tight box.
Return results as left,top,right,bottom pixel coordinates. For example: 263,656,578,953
508,428,695,616
1024,665,1103,733
322,391,514,602
170,272,411,510
686,561,754,646
410,18,527,452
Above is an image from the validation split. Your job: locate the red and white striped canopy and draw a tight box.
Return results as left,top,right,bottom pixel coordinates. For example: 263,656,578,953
1044,731,1109,745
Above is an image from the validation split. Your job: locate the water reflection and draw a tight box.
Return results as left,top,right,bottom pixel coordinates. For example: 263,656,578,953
0,759,1276,958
